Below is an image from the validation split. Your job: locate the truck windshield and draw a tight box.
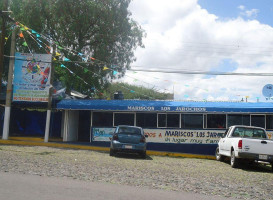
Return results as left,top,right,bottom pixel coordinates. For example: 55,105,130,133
232,127,267,138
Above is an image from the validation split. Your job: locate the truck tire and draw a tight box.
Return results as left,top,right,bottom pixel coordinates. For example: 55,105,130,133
215,147,225,162
231,150,240,168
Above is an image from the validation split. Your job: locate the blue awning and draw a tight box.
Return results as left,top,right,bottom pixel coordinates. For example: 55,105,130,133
56,99,273,113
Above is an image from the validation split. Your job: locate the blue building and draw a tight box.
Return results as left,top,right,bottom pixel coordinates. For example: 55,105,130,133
56,99,273,156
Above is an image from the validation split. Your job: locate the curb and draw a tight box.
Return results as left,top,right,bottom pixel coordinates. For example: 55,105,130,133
0,138,216,160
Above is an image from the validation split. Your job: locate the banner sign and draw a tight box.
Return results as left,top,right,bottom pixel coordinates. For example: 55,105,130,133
13,53,52,102
92,128,273,143
92,127,115,142
91,127,226,144
144,129,226,144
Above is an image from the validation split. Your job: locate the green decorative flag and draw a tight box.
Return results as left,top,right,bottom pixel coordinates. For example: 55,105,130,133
84,68,88,73
58,46,64,50
22,41,28,46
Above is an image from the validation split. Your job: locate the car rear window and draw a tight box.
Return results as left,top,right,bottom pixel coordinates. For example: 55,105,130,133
118,127,141,135
232,127,267,138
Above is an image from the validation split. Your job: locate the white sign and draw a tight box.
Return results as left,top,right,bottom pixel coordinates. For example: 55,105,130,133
13,53,52,102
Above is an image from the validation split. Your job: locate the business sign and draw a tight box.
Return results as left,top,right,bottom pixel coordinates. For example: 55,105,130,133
91,127,226,144
127,106,206,112
92,128,273,143
144,129,226,144
13,53,52,102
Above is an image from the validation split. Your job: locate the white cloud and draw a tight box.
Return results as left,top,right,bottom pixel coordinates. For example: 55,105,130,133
237,5,259,18
124,0,273,102
243,9,259,18
238,5,245,10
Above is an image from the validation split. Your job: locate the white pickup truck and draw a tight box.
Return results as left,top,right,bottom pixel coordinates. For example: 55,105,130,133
216,125,273,170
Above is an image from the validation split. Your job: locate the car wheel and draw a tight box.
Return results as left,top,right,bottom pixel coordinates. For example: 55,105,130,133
110,149,115,156
215,147,225,162
140,151,146,159
271,163,273,172
231,150,240,168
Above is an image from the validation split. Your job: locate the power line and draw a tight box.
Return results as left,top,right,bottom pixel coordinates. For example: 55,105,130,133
129,69,273,76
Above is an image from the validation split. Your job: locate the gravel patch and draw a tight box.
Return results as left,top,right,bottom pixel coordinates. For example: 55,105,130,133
0,145,272,199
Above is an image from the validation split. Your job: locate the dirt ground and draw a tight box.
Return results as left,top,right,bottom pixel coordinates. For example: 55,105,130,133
0,145,272,200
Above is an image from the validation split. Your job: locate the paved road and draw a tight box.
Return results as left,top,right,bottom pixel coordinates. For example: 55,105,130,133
0,172,235,200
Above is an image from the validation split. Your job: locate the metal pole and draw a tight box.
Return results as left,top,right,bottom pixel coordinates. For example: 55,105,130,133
2,29,16,140
44,45,55,142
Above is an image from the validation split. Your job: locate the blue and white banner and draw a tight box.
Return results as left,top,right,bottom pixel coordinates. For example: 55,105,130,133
13,53,52,102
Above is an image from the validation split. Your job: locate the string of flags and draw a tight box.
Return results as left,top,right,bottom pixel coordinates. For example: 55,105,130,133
10,20,254,101
13,22,172,94
11,21,158,99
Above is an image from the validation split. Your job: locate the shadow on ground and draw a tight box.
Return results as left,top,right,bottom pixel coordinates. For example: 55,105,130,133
112,152,153,160
220,158,273,173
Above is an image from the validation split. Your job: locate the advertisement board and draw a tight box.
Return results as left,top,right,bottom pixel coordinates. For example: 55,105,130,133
13,53,52,102
91,127,227,144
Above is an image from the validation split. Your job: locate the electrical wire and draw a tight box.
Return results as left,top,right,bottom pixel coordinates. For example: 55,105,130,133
129,69,273,76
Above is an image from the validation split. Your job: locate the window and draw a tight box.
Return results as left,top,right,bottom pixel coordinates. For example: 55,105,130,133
181,114,203,129
251,115,265,128
167,114,180,128
92,112,113,127
158,114,180,128
158,114,167,127
266,115,273,130
233,127,266,138
136,113,157,128
114,113,134,126
228,114,250,127
207,114,226,129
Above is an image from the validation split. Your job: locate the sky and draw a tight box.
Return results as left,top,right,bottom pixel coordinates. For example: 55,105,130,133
121,0,273,102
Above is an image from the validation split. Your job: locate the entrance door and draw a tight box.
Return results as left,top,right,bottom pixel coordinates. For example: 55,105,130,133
78,110,91,142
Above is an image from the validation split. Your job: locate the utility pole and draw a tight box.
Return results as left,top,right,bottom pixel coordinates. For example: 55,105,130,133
44,45,55,142
0,0,9,93
2,28,16,140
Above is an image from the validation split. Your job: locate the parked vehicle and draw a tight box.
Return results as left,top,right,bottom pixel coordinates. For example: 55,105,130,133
216,125,273,170
110,125,147,158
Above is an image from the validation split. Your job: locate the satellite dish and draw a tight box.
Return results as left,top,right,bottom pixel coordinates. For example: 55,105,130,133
262,84,273,98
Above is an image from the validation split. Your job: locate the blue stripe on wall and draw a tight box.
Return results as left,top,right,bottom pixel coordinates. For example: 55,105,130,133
90,141,218,156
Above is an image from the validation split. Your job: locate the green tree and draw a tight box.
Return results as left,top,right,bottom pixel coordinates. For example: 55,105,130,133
105,82,174,100
7,0,145,95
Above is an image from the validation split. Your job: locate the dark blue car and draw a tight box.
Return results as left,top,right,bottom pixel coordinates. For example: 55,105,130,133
110,125,147,158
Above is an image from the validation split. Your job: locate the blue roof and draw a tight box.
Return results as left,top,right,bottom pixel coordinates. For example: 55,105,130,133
56,99,273,113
